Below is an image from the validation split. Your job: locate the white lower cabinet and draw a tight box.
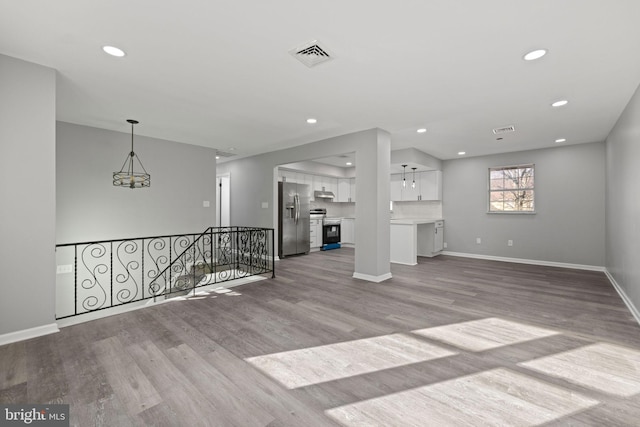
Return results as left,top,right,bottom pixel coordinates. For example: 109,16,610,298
341,218,355,245
417,221,444,257
391,219,443,265
310,219,322,248
433,221,444,252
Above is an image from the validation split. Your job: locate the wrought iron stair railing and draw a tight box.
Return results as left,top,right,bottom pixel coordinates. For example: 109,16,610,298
55,226,274,319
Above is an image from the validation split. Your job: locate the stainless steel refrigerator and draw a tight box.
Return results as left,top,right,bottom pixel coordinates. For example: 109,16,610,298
278,181,310,257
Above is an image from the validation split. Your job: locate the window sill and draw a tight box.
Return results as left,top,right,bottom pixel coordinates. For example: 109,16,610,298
487,211,536,215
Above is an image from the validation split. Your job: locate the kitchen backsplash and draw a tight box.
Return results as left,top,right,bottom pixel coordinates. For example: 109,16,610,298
311,200,355,218
311,199,442,219
391,200,442,219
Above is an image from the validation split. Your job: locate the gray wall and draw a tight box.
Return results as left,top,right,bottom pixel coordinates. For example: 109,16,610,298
442,142,606,266
0,55,56,335
57,122,217,243
218,128,391,280
606,83,640,311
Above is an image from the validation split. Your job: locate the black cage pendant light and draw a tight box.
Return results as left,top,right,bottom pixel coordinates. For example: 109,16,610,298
113,119,150,189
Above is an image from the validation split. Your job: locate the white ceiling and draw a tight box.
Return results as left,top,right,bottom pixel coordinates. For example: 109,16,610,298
2,1,640,161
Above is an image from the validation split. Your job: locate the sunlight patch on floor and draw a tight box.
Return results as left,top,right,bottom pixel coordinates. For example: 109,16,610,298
412,317,559,352
245,333,456,389
520,342,640,397
326,368,598,427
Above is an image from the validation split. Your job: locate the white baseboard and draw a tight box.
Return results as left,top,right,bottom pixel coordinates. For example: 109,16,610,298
0,323,59,346
353,272,393,283
605,270,640,326
441,251,606,272
391,260,417,266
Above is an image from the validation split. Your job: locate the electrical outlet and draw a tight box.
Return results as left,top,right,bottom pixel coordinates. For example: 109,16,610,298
443,242,448,249
203,200,210,207
56,264,73,274
476,237,481,244
508,240,513,247
261,202,268,209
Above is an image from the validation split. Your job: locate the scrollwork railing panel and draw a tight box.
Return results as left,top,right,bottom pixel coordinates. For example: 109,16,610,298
77,243,110,313
56,227,274,319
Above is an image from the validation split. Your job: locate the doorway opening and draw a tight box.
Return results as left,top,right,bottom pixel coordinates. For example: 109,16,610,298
216,173,230,226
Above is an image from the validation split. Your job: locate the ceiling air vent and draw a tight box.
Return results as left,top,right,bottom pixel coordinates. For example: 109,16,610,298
289,40,333,68
493,125,515,135
216,151,236,158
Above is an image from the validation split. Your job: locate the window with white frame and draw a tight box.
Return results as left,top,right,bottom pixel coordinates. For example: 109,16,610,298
488,164,535,213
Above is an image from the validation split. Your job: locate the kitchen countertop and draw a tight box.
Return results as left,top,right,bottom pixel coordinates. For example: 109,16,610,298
390,218,443,225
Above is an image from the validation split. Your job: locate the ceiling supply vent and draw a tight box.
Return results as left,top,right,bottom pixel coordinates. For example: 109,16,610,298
215,151,236,158
289,40,333,68
492,125,515,135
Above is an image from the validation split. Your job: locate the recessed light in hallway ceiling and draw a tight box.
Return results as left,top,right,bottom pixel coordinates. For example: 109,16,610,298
417,128,427,133
523,49,547,61
307,118,317,124
102,45,126,57
552,100,569,107
555,138,566,143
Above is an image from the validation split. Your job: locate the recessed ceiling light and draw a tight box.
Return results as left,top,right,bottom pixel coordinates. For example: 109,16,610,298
216,156,220,159
458,151,466,156
306,118,317,124
346,162,352,166
551,100,569,107
102,45,126,57
523,49,547,61
417,128,427,133
555,138,566,143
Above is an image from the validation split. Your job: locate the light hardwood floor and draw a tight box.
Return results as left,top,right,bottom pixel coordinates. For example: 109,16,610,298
2,248,640,426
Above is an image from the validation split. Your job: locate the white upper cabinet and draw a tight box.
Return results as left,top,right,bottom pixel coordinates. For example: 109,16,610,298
337,178,350,202
312,175,324,198
391,170,442,201
419,170,442,200
279,169,297,183
404,170,420,201
323,176,338,196
337,178,356,202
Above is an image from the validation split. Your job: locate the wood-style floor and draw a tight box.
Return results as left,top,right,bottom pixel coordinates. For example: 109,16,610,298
2,248,640,426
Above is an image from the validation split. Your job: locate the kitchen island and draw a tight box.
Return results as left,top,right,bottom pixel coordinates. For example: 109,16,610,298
390,218,444,265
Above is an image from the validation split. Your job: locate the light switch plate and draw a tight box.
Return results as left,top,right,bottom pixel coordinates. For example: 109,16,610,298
261,202,268,208
57,264,73,274
203,200,210,207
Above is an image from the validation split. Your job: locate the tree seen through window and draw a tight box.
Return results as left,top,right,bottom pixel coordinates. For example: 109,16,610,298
489,165,534,212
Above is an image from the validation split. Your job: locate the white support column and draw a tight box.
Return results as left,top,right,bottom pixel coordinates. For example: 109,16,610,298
353,129,392,282
0,54,57,341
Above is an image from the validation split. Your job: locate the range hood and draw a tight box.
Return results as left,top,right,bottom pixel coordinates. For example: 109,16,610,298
314,190,335,200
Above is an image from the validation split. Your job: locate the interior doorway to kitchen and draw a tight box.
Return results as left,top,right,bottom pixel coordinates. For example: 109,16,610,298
216,173,230,226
